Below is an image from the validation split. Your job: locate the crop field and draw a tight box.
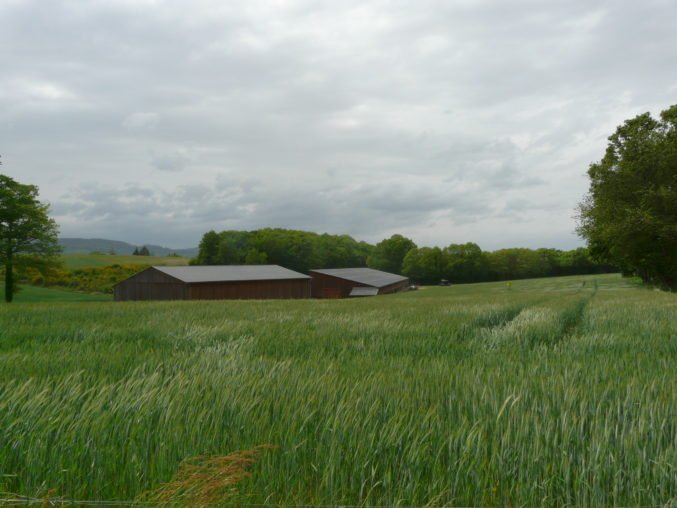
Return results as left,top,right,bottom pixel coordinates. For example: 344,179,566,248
0,274,675,506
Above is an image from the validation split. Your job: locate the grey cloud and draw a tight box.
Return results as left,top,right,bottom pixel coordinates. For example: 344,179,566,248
123,113,159,130
55,174,496,246
2,0,676,249
485,161,545,190
151,151,189,172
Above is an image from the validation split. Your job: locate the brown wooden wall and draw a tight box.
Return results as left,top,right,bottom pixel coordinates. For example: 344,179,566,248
114,268,311,301
114,268,187,301
310,271,410,298
310,272,371,298
188,279,310,300
378,279,411,295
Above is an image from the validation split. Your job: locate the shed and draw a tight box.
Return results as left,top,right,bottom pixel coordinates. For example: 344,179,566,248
113,265,311,301
308,268,409,298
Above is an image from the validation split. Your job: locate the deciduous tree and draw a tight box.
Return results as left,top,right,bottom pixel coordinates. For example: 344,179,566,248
367,234,416,274
577,105,677,289
0,174,60,302
402,246,447,283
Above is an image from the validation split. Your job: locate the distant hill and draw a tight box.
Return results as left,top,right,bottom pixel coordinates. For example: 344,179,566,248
59,238,199,257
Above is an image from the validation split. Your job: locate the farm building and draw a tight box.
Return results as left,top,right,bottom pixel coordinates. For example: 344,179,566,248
113,265,311,301
309,268,409,298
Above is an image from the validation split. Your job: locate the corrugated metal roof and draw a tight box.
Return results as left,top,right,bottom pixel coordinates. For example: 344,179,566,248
154,265,310,283
349,287,380,297
309,268,407,288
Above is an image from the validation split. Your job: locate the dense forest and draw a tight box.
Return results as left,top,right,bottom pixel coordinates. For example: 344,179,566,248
192,229,373,273
193,229,615,284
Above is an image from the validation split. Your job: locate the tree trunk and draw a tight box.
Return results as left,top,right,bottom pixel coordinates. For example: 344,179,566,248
4,252,13,303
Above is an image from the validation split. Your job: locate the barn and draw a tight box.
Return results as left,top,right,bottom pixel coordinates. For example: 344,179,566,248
308,268,409,298
113,265,311,301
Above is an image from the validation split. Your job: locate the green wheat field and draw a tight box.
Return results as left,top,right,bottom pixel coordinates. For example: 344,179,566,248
0,274,675,506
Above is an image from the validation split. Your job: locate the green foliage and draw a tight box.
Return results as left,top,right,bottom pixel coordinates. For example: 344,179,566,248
0,275,674,506
445,242,488,283
63,264,148,293
487,247,550,280
193,229,614,283
243,248,268,265
192,228,372,272
25,263,148,294
401,246,446,282
577,104,677,289
134,246,151,256
61,253,188,270
14,254,189,294
402,243,615,284
0,174,60,302
366,234,417,273
194,230,221,264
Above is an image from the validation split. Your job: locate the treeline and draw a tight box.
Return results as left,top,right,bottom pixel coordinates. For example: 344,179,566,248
194,229,615,283
192,229,373,273
401,243,615,284
132,246,151,256
8,228,615,294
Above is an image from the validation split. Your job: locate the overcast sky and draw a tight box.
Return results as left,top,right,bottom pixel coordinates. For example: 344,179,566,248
1,0,675,249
